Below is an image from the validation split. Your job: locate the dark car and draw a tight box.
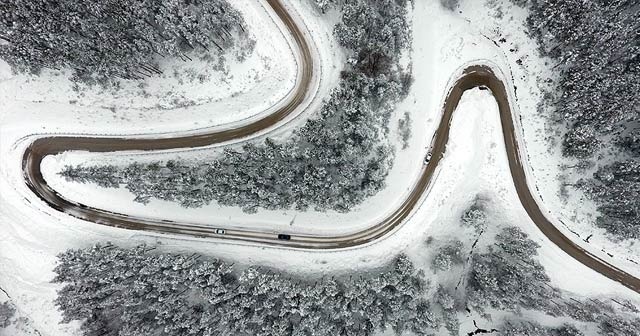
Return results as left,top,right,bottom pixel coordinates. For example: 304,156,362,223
277,234,291,240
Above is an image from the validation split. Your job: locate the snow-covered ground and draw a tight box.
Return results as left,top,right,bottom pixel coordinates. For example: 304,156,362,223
1,0,640,335
36,0,349,236
39,0,640,277
6,87,639,335
455,0,640,278
0,2,302,136
37,0,518,237
0,0,341,333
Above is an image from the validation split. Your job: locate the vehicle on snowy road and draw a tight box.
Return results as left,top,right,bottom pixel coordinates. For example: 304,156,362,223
278,234,291,240
424,152,432,164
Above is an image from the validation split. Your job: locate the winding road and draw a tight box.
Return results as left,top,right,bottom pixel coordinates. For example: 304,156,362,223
19,0,640,293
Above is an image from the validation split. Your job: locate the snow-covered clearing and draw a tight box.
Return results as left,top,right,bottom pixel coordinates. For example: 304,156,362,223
1,0,639,335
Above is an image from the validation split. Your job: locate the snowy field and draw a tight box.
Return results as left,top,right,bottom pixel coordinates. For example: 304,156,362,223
1,0,639,335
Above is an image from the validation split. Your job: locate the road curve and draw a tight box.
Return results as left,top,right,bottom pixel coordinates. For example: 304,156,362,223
19,5,640,293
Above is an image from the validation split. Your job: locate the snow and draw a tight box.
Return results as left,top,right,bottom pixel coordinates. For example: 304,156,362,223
0,291,45,336
0,0,340,333
0,1,298,136
455,0,640,278
34,0,348,237
34,0,512,237
1,0,639,335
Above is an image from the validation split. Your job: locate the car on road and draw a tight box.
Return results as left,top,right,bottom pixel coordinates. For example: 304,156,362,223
278,234,291,240
424,152,432,164
215,229,226,235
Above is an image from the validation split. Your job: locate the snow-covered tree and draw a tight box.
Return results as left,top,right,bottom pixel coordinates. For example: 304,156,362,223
516,0,640,240
53,245,438,336
0,0,250,85
61,0,412,214
0,302,15,329
431,240,464,272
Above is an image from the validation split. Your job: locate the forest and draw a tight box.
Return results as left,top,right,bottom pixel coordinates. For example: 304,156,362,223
61,0,412,213
517,0,640,240
0,0,248,84
51,202,640,336
54,246,436,336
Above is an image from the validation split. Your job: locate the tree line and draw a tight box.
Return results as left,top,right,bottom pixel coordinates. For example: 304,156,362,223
0,0,248,84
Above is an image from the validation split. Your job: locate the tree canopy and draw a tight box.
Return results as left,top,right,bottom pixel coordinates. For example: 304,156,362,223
0,0,248,84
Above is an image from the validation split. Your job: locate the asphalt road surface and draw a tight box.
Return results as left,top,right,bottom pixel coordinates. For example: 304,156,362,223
19,1,640,294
